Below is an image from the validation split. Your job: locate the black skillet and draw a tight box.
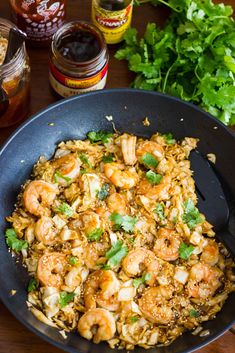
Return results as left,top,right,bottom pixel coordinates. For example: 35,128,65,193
0,89,234,353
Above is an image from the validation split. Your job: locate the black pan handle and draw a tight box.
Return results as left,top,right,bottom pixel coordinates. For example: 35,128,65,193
217,229,235,258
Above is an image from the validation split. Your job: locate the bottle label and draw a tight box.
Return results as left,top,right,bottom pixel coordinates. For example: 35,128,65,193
10,0,66,43
91,0,133,44
49,62,108,97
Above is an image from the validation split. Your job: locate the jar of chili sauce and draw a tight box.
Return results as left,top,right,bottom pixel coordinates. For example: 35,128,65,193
49,21,109,97
9,0,67,47
0,18,30,128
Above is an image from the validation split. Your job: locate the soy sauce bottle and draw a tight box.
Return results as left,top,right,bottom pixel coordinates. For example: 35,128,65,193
91,0,133,44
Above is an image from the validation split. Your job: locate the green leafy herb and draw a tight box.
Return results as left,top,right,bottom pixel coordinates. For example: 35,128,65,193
182,199,204,229
189,309,200,318
59,291,75,308
130,316,139,323
163,132,175,145
141,152,158,168
109,212,138,233
55,202,73,217
133,273,152,288
154,203,165,220
179,242,195,260
27,278,38,292
105,240,128,267
97,183,110,200
69,256,78,266
80,168,87,175
86,228,104,242
5,228,28,252
54,171,71,184
115,0,235,125
173,216,178,224
87,130,113,144
102,154,115,163
146,170,163,184
79,153,92,168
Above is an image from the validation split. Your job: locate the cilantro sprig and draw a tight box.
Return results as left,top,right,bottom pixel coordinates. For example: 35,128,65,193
182,199,204,229
87,130,113,144
102,154,115,163
146,170,162,185
5,228,28,252
109,212,137,233
27,278,39,292
105,240,128,268
59,291,75,308
55,202,73,217
154,203,165,221
79,153,92,169
133,273,152,288
141,153,158,168
189,309,200,318
115,0,235,125
163,133,175,145
69,256,78,266
179,242,195,260
86,228,104,242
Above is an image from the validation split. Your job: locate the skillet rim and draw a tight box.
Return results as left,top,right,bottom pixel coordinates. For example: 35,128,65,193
0,88,234,353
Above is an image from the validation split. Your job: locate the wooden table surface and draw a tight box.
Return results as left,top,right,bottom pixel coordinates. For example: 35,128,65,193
0,1,235,353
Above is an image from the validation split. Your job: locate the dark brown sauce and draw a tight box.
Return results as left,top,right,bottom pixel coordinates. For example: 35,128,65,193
99,0,127,11
58,30,101,62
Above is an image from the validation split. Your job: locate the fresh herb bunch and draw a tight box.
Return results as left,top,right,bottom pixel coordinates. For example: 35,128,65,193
116,0,235,125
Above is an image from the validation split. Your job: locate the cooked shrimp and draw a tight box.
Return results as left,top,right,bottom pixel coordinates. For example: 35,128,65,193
136,141,164,165
137,175,171,201
37,253,67,288
122,248,161,286
53,154,80,181
106,193,129,215
104,163,139,189
187,263,223,299
35,216,58,245
77,308,116,343
139,286,173,324
84,269,120,311
84,242,107,269
200,240,219,266
153,228,181,261
79,211,102,235
23,180,58,217
120,133,137,165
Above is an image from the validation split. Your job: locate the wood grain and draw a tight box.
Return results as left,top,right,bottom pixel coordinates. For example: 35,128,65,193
0,0,234,353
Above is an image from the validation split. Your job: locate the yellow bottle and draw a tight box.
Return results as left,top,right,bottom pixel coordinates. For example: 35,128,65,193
91,0,133,44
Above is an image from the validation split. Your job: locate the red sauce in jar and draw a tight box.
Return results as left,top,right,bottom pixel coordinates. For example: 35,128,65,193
9,0,67,47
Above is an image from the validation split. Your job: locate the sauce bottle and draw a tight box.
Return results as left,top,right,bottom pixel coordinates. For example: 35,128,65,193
91,0,133,44
9,0,67,47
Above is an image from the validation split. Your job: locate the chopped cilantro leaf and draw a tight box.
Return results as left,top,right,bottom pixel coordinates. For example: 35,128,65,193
109,212,137,233
130,316,139,323
179,242,195,260
87,228,103,242
189,309,200,318
97,183,110,201
27,278,38,292
141,153,158,168
59,291,75,308
54,171,71,184
105,240,128,268
102,154,115,163
87,130,113,144
5,228,28,252
79,153,92,168
154,203,165,221
55,202,73,217
133,273,152,288
146,170,162,185
163,133,175,145
69,256,78,266
182,199,204,229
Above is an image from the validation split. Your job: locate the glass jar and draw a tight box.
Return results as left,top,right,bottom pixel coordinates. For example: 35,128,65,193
9,0,67,47
91,0,133,44
0,18,30,128
49,21,109,98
